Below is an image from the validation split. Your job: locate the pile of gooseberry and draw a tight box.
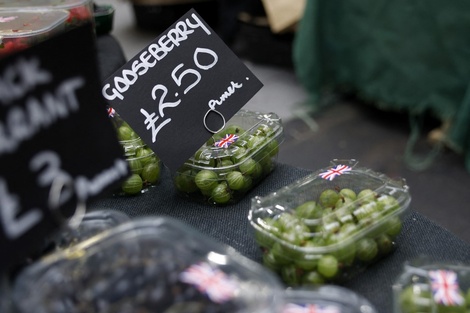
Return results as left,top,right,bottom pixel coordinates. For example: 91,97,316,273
254,187,404,285
173,122,281,205
116,122,161,196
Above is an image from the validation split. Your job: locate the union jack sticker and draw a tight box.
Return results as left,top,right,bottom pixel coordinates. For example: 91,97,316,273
283,303,340,313
319,165,352,181
428,269,465,306
214,134,239,148
107,106,116,118
179,262,239,303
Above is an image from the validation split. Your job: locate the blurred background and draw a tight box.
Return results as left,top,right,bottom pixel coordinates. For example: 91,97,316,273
94,0,470,243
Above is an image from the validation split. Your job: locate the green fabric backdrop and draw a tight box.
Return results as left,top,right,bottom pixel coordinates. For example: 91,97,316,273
293,0,470,172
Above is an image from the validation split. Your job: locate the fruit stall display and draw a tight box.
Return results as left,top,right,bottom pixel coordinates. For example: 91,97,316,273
11,217,285,313
393,261,470,313
0,0,94,29
0,9,69,58
282,286,378,313
173,110,284,205
110,108,162,196
249,159,412,285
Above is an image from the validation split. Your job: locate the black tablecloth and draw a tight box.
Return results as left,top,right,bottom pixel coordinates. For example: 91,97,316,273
90,163,470,313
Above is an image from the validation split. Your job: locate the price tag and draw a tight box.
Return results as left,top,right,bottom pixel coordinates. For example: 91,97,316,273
0,25,129,272
102,9,263,172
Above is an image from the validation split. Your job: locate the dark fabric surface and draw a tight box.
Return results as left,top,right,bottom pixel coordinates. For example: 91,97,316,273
90,163,470,313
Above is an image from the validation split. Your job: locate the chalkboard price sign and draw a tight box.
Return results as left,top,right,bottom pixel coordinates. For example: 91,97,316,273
0,25,129,271
103,9,263,172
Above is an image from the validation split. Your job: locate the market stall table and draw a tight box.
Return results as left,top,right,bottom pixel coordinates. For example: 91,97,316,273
90,163,470,313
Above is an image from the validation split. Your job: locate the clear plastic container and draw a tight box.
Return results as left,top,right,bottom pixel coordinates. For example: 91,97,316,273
0,0,93,29
393,260,470,313
47,209,131,249
173,110,284,205
110,108,163,196
283,286,378,313
0,9,69,58
249,159,412,285
12,217,285,313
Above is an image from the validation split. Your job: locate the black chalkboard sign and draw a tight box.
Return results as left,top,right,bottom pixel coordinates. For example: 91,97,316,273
0,25,129,271
102,9,263,172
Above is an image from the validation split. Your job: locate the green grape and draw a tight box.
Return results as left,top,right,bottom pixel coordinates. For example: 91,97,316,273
211,182,231,204
226,171,245,190
317,254,339,278
121,174,143,195
194,170,218,191
355,238,378,262
174,170,198,193
319,189,340,208
141,161,160,184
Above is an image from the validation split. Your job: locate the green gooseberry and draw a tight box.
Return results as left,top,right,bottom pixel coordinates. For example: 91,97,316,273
226,171,245,190
174,170,198,193
270,242,292,265
262,251,282,273
128,158,143,175
376,194,400,214
223,124,245,135
281,264,302,286
326,232,355,266
211,182,231,204
231,146,247,163
239,175,253,193
265,139,279,157
141,162,160,184
294,201,322,220
121,174,143,195
375,233,394,255
302,270,326,285
194,170,218,191
251,162,263,180
247,135,266,150
239,158,257,175
385,216,403,238
317,254,339,279
399,284,433,313
356,237,378,262
319,189,340,208
340,188,357,200
357,189,377,204
117,124,137,141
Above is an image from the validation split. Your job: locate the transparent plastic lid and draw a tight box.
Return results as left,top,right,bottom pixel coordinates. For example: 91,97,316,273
283,286,378,313
184,110,284,169
0,0,90,10
12,217,284,313
0,10,69,38
393,260,470,313
250,159,412,255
